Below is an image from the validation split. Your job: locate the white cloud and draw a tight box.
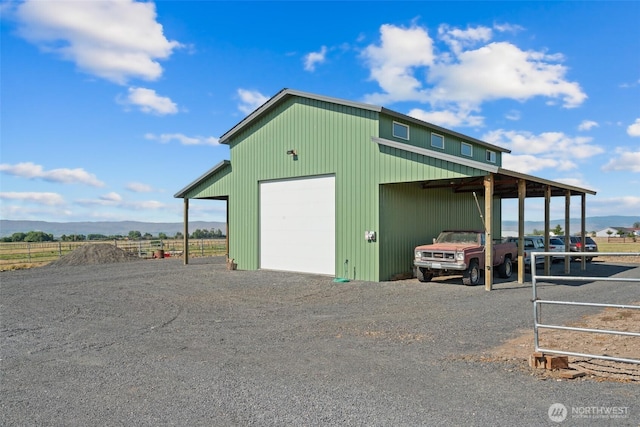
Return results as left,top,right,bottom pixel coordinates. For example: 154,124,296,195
361,24,435,104
124,87,178,115
100,192,122,202
360,22,587,124
126,182,153,193
75,194,164,210
438,24,492,55
304,46,328,71
0,162,104,187
493,23,525,34
237,89,269,114
78,192,120,206
627,118,640,137
0,191,65,206
145,133,219,146
505,110,521,121
14,0,182,84
484,129,604,174
502,154,568,174
578,120,599,131
589,196,640,215
619,79,640,89
408,107,484,128
76,196,120,207
552,177,593,189
130,200,166,210
428,42,586,108
602,150,640,172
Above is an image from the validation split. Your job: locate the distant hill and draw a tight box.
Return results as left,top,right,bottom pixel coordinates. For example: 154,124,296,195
502,216,640,235
0,220,226,238
2,216,637,238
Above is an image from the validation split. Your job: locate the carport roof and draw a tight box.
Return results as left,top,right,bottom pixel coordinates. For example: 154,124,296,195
373,135,596,198
419,167,597,198
174,160,230,199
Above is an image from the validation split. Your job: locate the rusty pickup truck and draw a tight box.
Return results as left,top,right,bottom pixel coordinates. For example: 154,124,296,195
414,230,517,286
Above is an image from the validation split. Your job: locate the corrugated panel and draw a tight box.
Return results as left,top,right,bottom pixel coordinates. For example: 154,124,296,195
379,184,502,280
185,163,232,199
378,115,501,167
226,97,381,278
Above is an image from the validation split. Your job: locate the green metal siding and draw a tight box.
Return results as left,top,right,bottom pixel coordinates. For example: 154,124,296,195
379,184,503,280
226,97,381,279
184,163,232,199
375,143,487,184
379,115,502,167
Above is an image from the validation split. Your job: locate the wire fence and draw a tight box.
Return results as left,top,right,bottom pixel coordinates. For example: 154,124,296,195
0,239,227,270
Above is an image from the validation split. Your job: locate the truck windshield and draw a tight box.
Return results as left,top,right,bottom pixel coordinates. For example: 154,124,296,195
436,232,479,244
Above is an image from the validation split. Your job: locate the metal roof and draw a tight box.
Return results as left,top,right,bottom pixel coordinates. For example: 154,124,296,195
174,160,230,198
218,88,510,153
179,90,595,200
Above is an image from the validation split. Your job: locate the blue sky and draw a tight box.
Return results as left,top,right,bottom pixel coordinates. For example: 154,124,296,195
1,1,639,224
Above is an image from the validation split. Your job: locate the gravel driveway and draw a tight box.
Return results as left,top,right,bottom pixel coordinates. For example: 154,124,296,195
1,257,638,426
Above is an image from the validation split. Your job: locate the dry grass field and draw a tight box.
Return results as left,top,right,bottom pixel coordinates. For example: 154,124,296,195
1,236,637,271
0,239,227,270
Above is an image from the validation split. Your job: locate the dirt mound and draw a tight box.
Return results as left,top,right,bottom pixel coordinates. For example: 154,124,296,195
48,244,142,267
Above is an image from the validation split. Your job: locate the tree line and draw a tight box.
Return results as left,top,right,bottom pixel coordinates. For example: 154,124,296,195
531,222,640,238
1,228,225,242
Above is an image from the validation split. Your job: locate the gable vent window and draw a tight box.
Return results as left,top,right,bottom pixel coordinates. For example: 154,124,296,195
393,122,409,140
461,142,473,157
486,150,496,163
431,133,444,149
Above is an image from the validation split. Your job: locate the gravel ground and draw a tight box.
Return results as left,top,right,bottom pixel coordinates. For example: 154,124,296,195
1,257,639,426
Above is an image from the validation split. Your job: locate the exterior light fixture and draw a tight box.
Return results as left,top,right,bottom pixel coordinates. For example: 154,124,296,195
286,149,297,156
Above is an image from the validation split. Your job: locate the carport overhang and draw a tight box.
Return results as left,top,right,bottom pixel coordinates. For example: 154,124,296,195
174,160,230,265
417,168,597,290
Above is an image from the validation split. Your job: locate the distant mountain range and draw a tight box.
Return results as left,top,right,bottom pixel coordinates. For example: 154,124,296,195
1,216,638,238
502,216,640,234
0,220,226,238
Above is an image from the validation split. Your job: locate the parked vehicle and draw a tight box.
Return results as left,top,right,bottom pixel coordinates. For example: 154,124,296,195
414,230,517,286
505,236,546,268
557,235,598,262
548,237,567,261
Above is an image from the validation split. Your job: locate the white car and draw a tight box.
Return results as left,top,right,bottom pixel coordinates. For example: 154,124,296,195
506,236,545,268
548,237,567,262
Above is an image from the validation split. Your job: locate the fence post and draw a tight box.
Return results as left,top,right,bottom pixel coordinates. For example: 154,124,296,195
138,242,142,258
114,239,117,248
58,242,62,258
200,239,204,256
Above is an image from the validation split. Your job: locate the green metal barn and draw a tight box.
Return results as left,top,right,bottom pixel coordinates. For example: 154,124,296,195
175,89,595,285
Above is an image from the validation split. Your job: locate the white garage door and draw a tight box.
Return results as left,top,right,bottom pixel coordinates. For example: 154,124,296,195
260,175,335,275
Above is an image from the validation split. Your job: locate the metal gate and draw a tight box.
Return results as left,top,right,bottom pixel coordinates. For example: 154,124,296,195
532,251,640,365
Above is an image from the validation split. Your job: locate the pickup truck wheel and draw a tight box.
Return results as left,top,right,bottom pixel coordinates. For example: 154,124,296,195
497,257,513,279
417,268,433,282
463,260,480,286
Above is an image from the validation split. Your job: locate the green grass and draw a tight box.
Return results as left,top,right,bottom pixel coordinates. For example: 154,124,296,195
594,238,640,253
